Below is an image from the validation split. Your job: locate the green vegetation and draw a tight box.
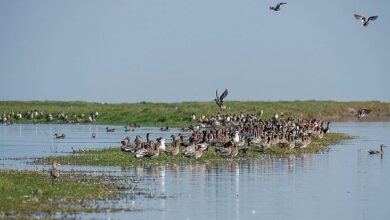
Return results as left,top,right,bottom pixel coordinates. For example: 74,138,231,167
33,133,352,167
0,170,130,217
1,100,390,127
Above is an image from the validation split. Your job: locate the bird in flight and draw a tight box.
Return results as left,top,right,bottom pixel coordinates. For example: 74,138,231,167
357,108,371,119
215,89,228,111
354,14,378,27
270,2,287,11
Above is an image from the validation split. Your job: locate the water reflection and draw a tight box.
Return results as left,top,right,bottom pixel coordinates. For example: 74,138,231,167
1,123,390,220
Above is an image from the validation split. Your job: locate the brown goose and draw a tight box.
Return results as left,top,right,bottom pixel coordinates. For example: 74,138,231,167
166,137,181,156
185,145,203,159
50,161,60,183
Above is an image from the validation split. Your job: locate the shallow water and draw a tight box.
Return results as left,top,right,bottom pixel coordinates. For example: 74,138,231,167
0,124,183,170
1,122,390,220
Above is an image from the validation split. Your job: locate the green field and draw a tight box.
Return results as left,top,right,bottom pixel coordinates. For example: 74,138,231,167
1,100,390,127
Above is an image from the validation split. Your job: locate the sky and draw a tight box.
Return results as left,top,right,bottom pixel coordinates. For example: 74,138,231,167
0,0,389,103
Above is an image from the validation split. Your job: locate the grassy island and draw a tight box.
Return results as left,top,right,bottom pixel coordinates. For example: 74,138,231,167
33,133,352,167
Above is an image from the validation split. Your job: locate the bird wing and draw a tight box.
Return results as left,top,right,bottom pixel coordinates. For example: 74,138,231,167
278,2,287,6
363,109,372,114
220,89,228,101
215,89,221,105
368,16,378,21
354,14,365,21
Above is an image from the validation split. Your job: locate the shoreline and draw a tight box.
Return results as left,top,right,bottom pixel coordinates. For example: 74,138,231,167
1,100,389,127
0,170,140,218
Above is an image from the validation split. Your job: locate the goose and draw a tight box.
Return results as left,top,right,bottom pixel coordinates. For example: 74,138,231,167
185,145,203,159
120,136,134,152
144,143,160,158
54,133,66,139
106,127,115,132
258,135,271,150
183,141,196,156
215,141,234,156
368,144,387,154
166,137,181,156
134,146,149,158
230,145,238,157
278,134,295,149
215,89,228,111
50,161,60,183
354,14,378,27
197,131,209,151
270,2,287,11
295,135,310,149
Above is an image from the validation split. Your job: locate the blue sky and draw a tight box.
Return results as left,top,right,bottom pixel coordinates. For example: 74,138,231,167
0,0,389,103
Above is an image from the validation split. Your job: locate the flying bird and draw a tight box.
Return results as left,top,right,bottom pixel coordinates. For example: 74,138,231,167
357,108,371,119
215,89,228,111
354,14,378,27
270,2,287,11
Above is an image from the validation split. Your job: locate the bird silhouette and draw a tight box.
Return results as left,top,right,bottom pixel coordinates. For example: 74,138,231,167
215,89,228,111
354,14,378,27
270,2,287,11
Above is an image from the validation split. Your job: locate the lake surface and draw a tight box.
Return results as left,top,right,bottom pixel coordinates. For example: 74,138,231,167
1,122,389,220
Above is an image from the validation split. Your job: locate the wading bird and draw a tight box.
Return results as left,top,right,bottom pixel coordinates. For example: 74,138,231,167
215,89,228,111
270,2,287,11
354,14,378,27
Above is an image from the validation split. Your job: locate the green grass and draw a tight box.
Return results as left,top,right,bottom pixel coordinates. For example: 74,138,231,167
33,133,353,167
0,170,127,216
1,100,390,127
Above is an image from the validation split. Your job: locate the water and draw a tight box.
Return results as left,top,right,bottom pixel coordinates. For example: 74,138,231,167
1,122,390,220
0,124,183,169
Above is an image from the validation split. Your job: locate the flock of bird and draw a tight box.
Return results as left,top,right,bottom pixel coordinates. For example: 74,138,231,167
268,2,378,27
119,112,331,160
0,110,99,125
45,88,385,182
